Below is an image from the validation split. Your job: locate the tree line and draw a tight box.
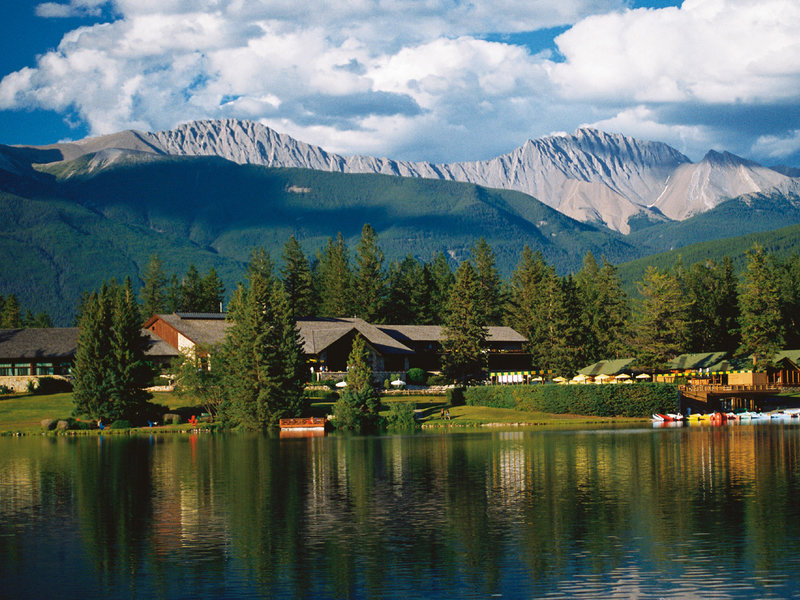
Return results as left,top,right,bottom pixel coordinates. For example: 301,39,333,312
71,224,800,428
0,293,52,328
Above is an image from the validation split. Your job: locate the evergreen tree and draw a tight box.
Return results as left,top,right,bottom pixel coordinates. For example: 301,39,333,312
280,235,316,318
470,238,504,325
219,248,306,430
384,255,430,324
139,254,167,318
1,294,21,328
782,253,800,348
72,280,152,422
505,247,572,374
352,224,386,322
428,252,454,324
738,244,785,365
630,266,693,370
316,233,353,317
680,257,739,353
165,274,182,313
200,267,225,312
180,264,203,312
441,262,487,383
332,333,381,431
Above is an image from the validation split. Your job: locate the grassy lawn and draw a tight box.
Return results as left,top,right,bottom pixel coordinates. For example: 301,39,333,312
1,390,646,435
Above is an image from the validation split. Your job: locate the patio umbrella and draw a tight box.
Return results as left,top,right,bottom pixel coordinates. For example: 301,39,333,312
552,376,567,383
391,379,405,386
531,376,543,382
335,380,348,387
595,374,610,382
615,373,631,380
572,374,589,383
635,373,651,380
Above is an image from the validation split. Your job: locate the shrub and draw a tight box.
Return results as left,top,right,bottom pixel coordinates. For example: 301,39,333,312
163,413,181,425
26,380,38,393
110,419,132,429
384,378,391,390
463,383,678,417
406,368,427,385
35,377,72,394
0,384,12,395
426,373,449,386
40,419,56,431
447,387,465,406
385,401,418,431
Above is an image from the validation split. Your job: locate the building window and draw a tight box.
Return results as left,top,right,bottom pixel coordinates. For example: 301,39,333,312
13,364,32,376
0,363,11,376
35,363,54,375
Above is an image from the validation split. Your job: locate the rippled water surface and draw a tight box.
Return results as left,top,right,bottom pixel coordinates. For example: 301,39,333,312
2,424,800,599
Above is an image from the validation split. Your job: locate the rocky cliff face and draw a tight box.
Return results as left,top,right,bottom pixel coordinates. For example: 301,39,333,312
19,118,800,234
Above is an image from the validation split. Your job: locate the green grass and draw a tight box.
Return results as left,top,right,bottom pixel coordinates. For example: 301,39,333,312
1,391,647,435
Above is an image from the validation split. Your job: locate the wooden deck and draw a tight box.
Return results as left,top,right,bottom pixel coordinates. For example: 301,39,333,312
279,417,327,430
679,383,787,410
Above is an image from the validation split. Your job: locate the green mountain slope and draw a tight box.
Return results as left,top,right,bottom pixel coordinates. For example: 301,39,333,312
2,151,635,323
617,221,800,297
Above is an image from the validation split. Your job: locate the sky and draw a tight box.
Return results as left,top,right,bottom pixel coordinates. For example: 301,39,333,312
1,0,800,166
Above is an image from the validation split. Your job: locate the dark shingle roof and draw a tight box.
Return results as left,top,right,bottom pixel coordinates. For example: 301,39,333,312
0,328,178,360
297,318,413,355
154,313,231,346
0,328,79,360
380,325,526,343
668,352,729,371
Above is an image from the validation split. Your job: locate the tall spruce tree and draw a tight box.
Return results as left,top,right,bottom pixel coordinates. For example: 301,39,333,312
505,247,572,374
1,294,22,328
471,238,504,325
738,244,785,365
165,274,182,313
316,232,353,317
218,248,306,430
200,267,225,312
630,266,693,370
72,279,152,422
428,252,454,324
139,254,167,318
352,224,386,322
441,261,487,383
384,255,430,324
331,333,381,431
180,264,204,312
280,235,316,318
680,257,739,353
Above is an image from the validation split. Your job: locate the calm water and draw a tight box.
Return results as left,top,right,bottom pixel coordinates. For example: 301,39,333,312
2,424,800,599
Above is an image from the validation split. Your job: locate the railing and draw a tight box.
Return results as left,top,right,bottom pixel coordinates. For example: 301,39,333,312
314,371,404,383
279,417,327,428
679,384,786,394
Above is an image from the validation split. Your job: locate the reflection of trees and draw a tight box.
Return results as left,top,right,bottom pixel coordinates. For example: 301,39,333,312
75,437,154,586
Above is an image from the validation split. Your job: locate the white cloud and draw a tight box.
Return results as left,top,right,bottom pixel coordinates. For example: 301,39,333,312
35,0,106,18
752,130,800,162
549,0,800,105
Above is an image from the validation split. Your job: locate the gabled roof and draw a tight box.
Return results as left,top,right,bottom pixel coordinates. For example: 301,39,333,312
146,313,231,346
0,328,179,360
668,352,729,371
579,358,635,376
380,324,527,343
772,349,800,365
0,328,79,360
297,318,413,355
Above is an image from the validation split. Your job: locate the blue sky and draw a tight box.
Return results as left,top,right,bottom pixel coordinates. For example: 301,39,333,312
2,0,799,166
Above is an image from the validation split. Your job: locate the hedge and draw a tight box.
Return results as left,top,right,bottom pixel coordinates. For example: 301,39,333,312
464,383,678,417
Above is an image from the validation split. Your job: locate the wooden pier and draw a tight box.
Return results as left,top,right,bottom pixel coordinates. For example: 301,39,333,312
679,383,787,411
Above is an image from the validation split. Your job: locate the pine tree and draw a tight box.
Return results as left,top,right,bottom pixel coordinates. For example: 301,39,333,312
165,274,182,313
219,248,306,429
332,333,381,431
739,244,785,365
428,252,454,324
680,257,739,353
505,247,573,374
441,262,487,383
630,266,693,370
316,233,353,317
470,238,504,325
384,256,429,324
280,235,315,318
200,267,225,312
139,254,167,319
352,224,386,322
180,264,203,312
1,294,21,328
72,280,152,422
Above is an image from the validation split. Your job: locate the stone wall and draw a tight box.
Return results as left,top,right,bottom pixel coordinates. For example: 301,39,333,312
0,375,70,393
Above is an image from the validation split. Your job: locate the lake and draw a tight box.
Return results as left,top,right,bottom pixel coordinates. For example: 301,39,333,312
2,423,800,599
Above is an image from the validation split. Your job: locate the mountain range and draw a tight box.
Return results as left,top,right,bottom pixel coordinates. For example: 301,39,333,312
2,118,800,323
15,118,800,234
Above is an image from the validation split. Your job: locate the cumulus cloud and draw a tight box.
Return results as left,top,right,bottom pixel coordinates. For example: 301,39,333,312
3,0,800,164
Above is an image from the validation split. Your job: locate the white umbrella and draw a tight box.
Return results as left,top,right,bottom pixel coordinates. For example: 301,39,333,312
335,380,347,387
572,374,589,382
595,374,610,382
615,373,631,380
531,376,543,382
635,373,651,380
391,379,405,387
552,376,567,383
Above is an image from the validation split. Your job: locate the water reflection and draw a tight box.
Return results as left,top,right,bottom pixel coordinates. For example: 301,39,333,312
1,425,800,598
